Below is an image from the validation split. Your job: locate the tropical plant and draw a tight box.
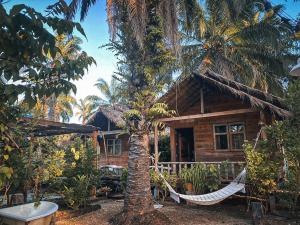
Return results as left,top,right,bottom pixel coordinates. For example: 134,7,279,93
180,0,298,94
85,77,123,111
261,79,300,211
95,78,120,105
0,1,94,191
45,34,83,121
62,175,90,210
244,142,278,199
52,95,77,122
149,169,177,201
75,97,96,124
68,0,180,221
22,94,76,122
180,163,219,194
57,137,98,209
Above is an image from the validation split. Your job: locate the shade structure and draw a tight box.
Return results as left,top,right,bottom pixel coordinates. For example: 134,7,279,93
290,58,300,77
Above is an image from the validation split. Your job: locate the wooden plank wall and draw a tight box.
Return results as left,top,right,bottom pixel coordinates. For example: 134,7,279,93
98,133,130,167
194,112,260,161
167,89,264,162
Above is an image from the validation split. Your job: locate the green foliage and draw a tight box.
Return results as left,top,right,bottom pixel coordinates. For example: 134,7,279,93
180,163,219,194
0,3,94,108
120,168,128,192
243,79,300,210
75,97,97,124
47,137,99,209
244,142,278,198
149,169,177,201
0,1,94,191
180,0,298,94
106,0,176,133
62,175,90,210
63,137,97,179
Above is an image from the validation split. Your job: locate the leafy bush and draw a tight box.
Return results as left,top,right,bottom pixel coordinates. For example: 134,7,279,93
62,175,90,210
180,163,219,194
120,168,128,192
149,169,177,201
244,142,278,199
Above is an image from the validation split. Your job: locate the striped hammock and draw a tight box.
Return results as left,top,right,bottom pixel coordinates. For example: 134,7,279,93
161,168,247,205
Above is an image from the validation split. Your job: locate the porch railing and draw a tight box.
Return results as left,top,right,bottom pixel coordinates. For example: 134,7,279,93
151,161,245,182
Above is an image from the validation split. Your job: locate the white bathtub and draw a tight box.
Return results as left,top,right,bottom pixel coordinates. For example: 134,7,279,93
0,201,58,225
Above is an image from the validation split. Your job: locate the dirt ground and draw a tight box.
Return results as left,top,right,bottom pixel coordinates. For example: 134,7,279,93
56,199,298,225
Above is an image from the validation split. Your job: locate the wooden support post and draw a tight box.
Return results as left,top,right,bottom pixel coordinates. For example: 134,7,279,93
154,124,159,171
200,88,204,114
102,133,109,164
92,131,99,168
170,127,176,162
259,111,267,140
92,130,98,149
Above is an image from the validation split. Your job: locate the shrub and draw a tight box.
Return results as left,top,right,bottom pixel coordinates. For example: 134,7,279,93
62,175,90,210
180,163,219,194
244,142,278,199
150,169,177,201
120,168,128,192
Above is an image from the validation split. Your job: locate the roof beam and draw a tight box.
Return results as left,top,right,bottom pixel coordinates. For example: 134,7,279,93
158,108,258,122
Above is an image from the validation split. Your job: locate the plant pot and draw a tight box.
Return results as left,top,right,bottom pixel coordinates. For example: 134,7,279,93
90,186,96,198
185,183,193,192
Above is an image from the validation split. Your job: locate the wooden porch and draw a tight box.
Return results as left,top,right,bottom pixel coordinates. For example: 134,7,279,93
151,161,245,182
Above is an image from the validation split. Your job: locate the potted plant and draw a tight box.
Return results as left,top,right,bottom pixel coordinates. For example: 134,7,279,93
180,168,193,192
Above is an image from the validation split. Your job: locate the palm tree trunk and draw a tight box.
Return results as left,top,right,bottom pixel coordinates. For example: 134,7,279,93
111,127,175,225
124,131,153,215
48,94,57,121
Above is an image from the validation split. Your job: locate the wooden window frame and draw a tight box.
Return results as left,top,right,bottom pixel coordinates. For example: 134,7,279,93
213,123,246,151
213,124,229,151
106,139,122,156
229,123,246,151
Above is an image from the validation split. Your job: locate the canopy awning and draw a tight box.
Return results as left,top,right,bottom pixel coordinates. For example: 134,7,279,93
12,117,99,137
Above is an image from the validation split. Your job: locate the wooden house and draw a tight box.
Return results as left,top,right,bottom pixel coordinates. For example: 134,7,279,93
87,104,129,167
156,70,290,164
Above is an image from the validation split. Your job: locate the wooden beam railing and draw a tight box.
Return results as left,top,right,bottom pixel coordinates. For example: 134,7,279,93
150,161,245,182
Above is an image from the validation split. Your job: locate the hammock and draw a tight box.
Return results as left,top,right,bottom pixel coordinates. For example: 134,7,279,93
160,168,247,205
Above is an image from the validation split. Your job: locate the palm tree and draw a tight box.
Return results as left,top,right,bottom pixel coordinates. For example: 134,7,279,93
75,97,95,124
65,1,216,222
53,95,77,122
21,94,76,122
68,0,181,49
86,78,121,108
180,0,296,94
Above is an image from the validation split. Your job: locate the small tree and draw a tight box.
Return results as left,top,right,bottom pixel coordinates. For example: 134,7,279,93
0,1,94,191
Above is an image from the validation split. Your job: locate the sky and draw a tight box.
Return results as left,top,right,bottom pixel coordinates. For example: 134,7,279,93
4,0,300,123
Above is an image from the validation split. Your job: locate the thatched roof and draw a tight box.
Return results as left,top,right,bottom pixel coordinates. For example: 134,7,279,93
160,70,291,118
87,104,128,129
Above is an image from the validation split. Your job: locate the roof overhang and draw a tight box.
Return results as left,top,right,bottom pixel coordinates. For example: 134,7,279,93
12,117,99,137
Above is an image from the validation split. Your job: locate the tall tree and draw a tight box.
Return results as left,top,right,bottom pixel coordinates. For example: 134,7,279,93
66,0,189,223
0,1,94,189
86,78,121,109
21,94,76,122
75,97,95,124
180,0,298,94
46,34,83,120
103,1,176,224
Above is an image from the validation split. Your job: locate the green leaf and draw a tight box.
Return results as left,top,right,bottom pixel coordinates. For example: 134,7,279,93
75,23,87,39
10,4,26,16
